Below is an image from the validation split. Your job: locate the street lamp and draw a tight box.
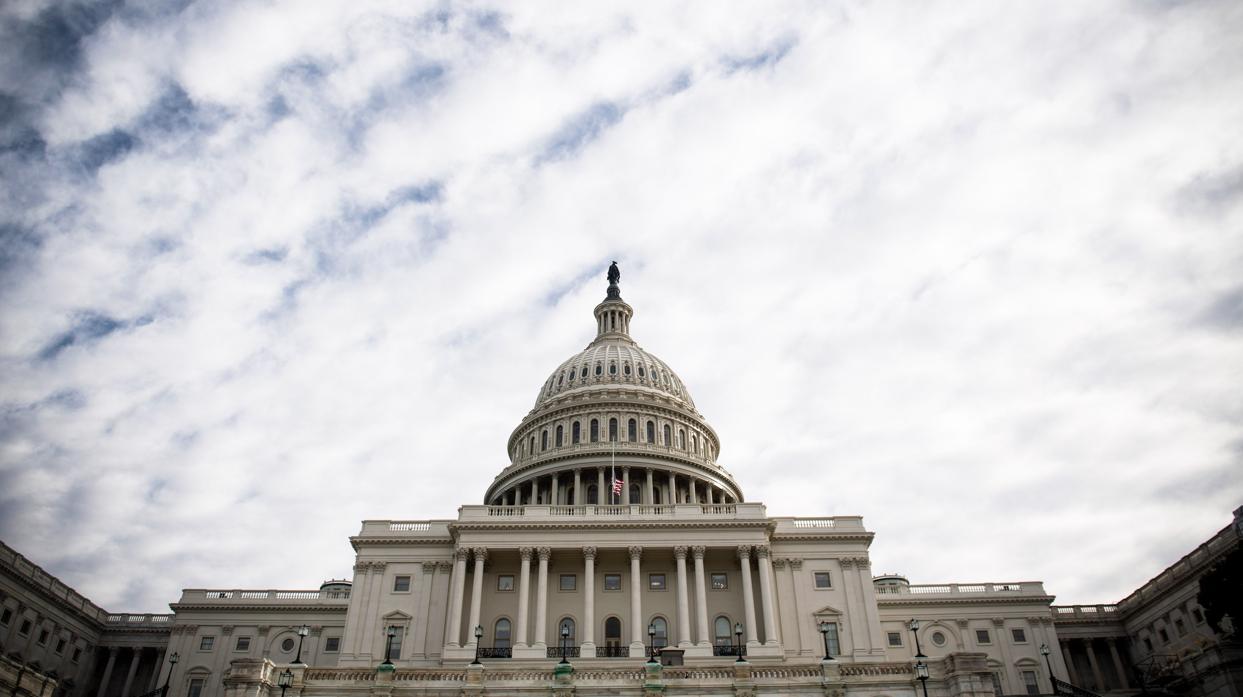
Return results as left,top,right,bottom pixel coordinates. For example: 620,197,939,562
648,623,657,662
734,622,745,662
915,659,930,697
277,669,293,697
381,627,397,667
1041,644,1054,693
908,619,926,658
161,652,179,696
292,625,309,665
471,625,483,665
559,624,571,665
819,621,835,661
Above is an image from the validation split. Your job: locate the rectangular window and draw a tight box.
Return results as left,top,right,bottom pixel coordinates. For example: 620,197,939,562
324,637,340,653
824,622,840,655
887,632,903,647
559,574,577,591
497,574,514,591
37,629,49,645
235,636,251,652
992,672,1007,694
649,573,667,591
1191,607,1205,624
72,647,82,663
55,638,67,654
1023,670,1040,695
710,573,728,590
813,572,832,589
387,626,403,659
976,629,992,645
1158,628,1169,643
393,575,411,592
1143,637,1154,652
18,619,31,636
188,679,205,697
604,573,622,591
1011,628,1027,643
0,607,10,625
199,636,215,651
1175,619,1187,636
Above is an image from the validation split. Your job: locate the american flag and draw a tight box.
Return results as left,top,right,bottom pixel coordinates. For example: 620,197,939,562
612,478,624,495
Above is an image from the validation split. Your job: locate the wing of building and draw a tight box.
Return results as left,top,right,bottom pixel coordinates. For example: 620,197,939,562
2,269,1240,697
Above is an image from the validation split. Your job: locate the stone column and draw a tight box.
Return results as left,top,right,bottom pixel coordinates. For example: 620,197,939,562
447,548,469,647
535,547,551,648
597,469,605,504
147,648,165,691
516,548,532,648
738,547,759,645
551,473,560,505
466,548,487,647
689,478,698,503
756,546,779,645
119,647,142,697
674,546,692,648
668,472,677,503
1106,638,1130,689
96,647,118,697
582,547,597,656
645,469,654,505
623,467,631,504
629,546,645,652
1084,639,1106,692
692,546,710,647
527,479,535,505
573,470,581,505
1061,641,1080,685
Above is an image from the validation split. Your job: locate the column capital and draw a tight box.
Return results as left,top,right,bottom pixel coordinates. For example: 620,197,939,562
956,619,969,628
772,558,787,569
454,547,471,562
691,546,706,560
583,546,597,560
788,558,803,569
674,546,688,560
519,547,534,561
353,562,369,573
538,546,552,561
221,625,234,636
736,545,752,560
991,617,1006,627
629,545,643,560
436,561,454,571
471,547,488,562
754,545,770,559
422,561,437,573
839,557,854,569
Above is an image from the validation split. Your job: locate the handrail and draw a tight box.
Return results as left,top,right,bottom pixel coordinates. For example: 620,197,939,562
1053,677,1103,697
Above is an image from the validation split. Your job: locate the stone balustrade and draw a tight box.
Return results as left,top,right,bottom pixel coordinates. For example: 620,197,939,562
1050,604,1119,620
875,581,1048,596
104,613,174,627
175,588,351,604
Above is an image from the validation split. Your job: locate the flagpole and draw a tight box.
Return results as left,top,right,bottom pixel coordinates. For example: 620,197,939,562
611,438,617,505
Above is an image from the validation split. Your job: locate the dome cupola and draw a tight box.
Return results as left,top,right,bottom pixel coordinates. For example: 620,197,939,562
484,264,742,507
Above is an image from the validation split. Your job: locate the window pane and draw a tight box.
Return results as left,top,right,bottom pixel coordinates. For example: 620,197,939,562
714,617,732,645
814,572,831,588
887,632,902,647
826,623,840,655
324,637,340,652
1023,671,1039,695
188,680,204,697
604,574,621,591
976,629,991,644
1012,628,1026,643
497,575,514,591
711,573,728,590
393,576,411,592
560,574,576,591
649,574,666,590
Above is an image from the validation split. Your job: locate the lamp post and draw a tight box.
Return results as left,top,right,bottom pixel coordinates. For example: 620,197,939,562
559,624,571,665
1041,644,1054,693
908,619,925,658
915,659,930,697
648,624,657,662
734,622,745,662
471,625,483,666
161,652,179,697
819,621,835,661
381,627,396,667
277,669,293,697
292,625,309,665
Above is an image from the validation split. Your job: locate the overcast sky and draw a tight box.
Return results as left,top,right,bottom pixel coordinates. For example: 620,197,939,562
1,0,1240,614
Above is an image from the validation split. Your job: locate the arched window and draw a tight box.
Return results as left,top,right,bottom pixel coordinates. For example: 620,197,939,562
581,366,587,379
495,619,512,649
587,484,598,504
555,425,563,447
651,617,668,649
629,484,641,504
692,434,698,453
663,425,671,446
609,363,617,375
628,419,637,441
559,618,576,643
541,430,548,451
590,419,599,442
714,617,733,646
646,421,655,443
557,373,563,386
653,488,661,505
529,436,535,455
595,364,602,376
638,365,646,377
572,422,581,444
568,368,575,382
609,418,618,442
623,362,631,376
678,429,686,449
604,617,622,647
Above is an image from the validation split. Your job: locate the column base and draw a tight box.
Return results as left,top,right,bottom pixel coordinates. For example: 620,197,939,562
681,645,713,658
678,640,693,649
511,646,546,660
629,641,646,656
580,642,596,658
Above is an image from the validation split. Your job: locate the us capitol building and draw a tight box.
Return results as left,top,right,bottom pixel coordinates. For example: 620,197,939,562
2,267,1240,697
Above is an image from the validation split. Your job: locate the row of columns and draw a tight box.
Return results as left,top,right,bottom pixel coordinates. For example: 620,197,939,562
94,646,165,697
494,467,736,507
1060,637,1131,692
445,544,780,653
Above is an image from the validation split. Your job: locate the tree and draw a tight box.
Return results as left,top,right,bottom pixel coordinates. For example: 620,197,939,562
1197,544,1243,635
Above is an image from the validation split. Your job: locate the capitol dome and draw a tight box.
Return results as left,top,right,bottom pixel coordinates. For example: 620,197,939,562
484,265,743,506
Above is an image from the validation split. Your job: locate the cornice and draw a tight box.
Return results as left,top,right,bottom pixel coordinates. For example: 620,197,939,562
168,603,349,613
0,559,109,631
449,520,772,532
876,595,1056,608
771,533,876,543
349,537,450,551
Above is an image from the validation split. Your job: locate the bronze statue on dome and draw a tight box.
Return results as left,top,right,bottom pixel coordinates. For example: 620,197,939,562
607,261,620,286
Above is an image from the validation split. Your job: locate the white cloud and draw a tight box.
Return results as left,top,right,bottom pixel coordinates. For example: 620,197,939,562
0,0,1240,612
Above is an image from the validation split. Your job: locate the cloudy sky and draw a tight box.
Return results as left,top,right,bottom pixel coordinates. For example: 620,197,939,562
1,0,1241,614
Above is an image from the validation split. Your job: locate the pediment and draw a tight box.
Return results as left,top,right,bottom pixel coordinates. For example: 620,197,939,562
382,610,413,621
812,605,844,616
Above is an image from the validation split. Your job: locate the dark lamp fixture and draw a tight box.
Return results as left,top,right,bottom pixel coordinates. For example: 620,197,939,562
293,625,310,665
916,661,930,680
474,625,484,640
297,625,309,637
277,670,293,688
1040,644,1051,656
470,625,483,666
169,653,180,665
734,623,745,663
561,626,570,638
819,621,834,661
386,627,397,638
648,623,656,636
908,619,920,631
